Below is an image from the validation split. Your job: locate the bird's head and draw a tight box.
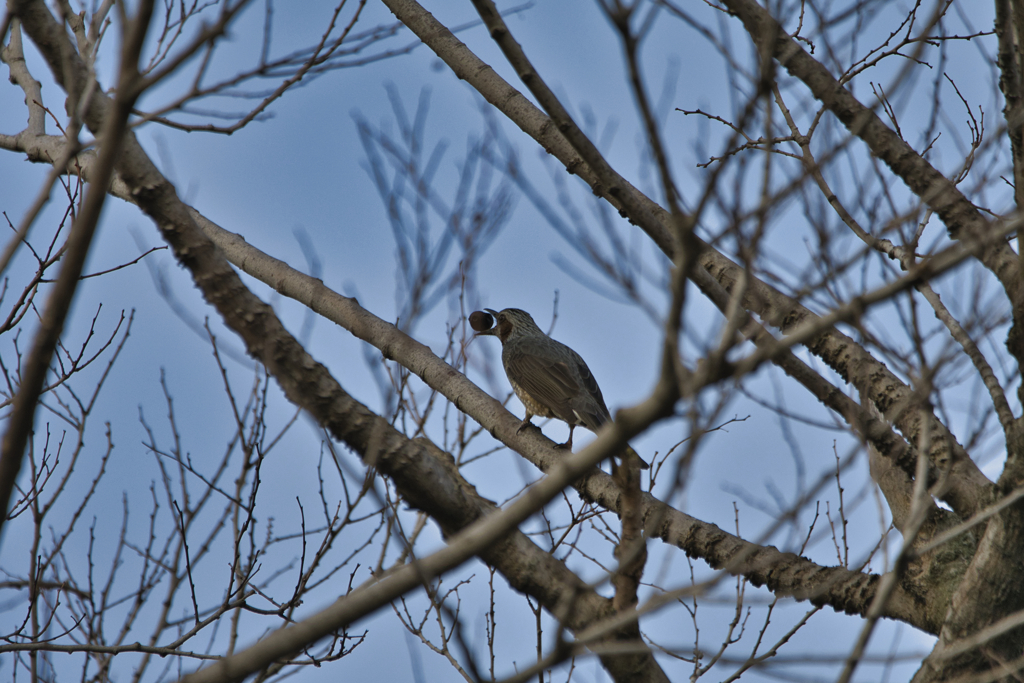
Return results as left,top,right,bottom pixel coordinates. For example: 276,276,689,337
475,308,543,344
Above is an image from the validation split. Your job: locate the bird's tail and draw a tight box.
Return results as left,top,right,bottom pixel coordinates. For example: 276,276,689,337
624,445,650,470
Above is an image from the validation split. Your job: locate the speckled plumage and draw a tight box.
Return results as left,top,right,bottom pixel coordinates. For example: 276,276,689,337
476,308,649,469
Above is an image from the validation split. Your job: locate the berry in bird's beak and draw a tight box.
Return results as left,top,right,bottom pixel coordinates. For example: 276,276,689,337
469,310,495,333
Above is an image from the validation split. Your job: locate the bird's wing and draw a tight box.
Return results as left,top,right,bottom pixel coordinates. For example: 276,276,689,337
505,350,581,425
567,352,611,430
506,346,612,429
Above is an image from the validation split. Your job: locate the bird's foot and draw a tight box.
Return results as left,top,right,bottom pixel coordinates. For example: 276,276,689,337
556,439,574,451
516,420,534,435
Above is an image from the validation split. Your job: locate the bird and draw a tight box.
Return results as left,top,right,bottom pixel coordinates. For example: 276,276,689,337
474,307,649,469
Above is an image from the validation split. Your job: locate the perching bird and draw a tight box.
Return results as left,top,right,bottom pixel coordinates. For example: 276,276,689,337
475,307,649,469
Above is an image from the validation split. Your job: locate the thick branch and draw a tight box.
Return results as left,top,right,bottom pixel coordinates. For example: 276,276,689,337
996,0,1024,211
915,503,1024,682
